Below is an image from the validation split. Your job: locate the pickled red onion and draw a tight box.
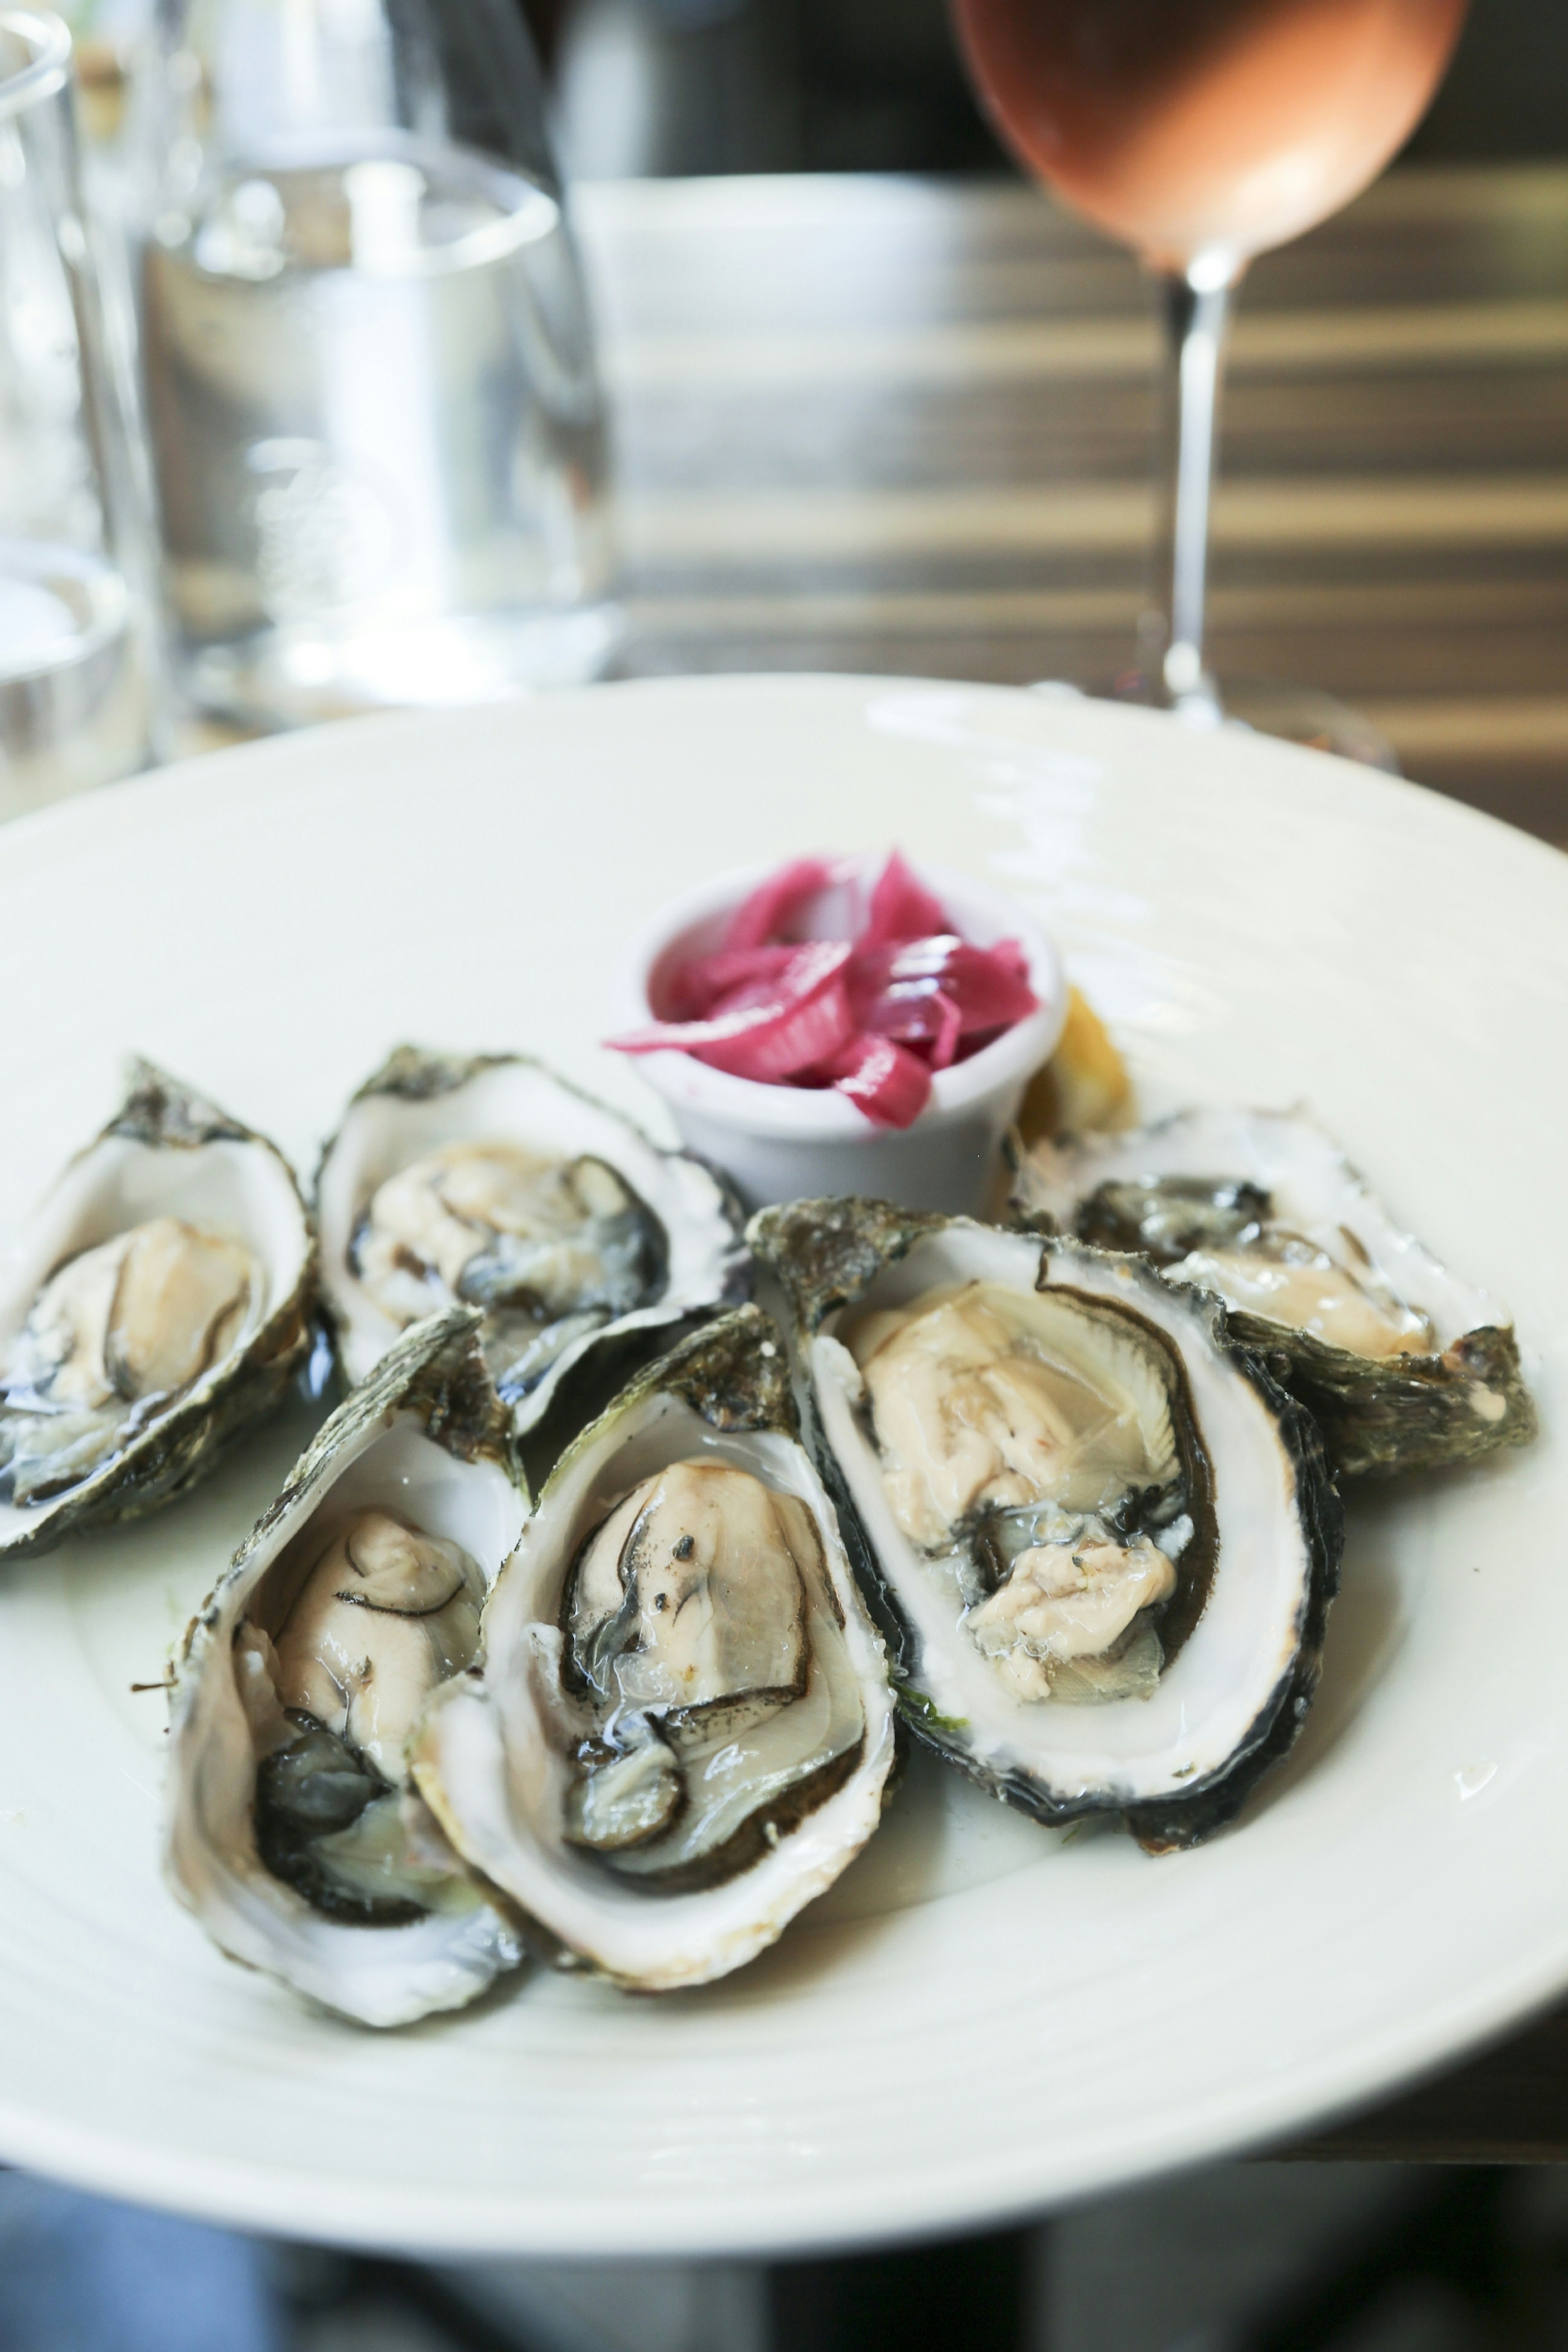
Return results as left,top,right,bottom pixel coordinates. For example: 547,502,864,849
611,939,854,1083
606,852,1038,1129
813,1033,933,1127
721,857,837,951
861,850,949,948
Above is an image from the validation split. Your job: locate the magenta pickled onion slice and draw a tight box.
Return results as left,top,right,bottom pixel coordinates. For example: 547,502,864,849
664,944,796,1021
861,850,950,948
854,978,965,1071
721,857,837,952
695,967,855,1080
849,935,1037,1040
986,937,1031,983
940,939,1038,1033
927,990,964,1069
609,940,855,1082
820,1033,933,1129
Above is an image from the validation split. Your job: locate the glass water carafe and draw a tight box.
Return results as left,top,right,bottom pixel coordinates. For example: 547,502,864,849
125,0,616,727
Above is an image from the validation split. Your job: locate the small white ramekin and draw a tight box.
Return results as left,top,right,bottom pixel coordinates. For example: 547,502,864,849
609,857,1065,1214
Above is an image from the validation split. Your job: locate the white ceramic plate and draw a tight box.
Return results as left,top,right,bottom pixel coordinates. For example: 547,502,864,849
0,676,1562,2258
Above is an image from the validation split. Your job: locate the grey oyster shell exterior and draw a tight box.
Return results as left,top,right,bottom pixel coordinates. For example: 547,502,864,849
166,1306,530,2027
1009,1108,1537,1480
314,1046,750,1460
751,1196,1342,1852
0,1061,316,1560
411,1304,897,1989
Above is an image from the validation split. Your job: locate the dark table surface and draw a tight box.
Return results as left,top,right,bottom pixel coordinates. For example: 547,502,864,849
575,164,1568,2163
579,165,1568,853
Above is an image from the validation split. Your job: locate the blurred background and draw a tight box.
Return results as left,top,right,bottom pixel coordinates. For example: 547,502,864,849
64,0,1568,174
20,2161,1568,2351
27,0,1568,825
526,0,1568,180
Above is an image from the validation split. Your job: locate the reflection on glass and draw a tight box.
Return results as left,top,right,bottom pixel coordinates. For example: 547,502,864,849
127,0,617,728
0,9,150,818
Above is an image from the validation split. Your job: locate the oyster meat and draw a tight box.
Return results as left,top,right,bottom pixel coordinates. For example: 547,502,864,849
166,1307,529,2026
851,1281,1188,1706
412,1306,896,1988
753,1198,1341,1850
248,1508,486,1925
317,1049,747,1440
0,1063,315,1559
1011,1108,1536,1477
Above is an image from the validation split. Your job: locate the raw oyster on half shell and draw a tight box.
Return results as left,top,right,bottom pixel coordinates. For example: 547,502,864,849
412,1306,896,1989
752,1198,1341,1851
1010,1108,1535,1478
166,1307,530,2026
0,1063,315,1559
316,1049,748,1443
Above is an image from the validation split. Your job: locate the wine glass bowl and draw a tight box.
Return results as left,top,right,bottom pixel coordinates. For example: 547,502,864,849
951,0,1469,270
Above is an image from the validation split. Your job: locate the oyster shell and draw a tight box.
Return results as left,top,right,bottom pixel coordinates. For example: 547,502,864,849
166,1307,530,2026
752,1198,1341,1851
1010,1108,1536,1478
411,1305,896,1989
316,1048,748,1445
0,1062,315,1559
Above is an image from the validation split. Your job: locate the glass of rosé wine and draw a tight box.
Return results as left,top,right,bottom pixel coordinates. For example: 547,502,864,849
949,0,1469,764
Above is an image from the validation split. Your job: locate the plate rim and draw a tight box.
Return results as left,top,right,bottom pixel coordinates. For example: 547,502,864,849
4,670,1564,886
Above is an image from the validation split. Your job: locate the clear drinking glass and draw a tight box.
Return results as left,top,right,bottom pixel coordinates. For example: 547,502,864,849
0,9,151,818
949,0,1470,765
123,0,617,728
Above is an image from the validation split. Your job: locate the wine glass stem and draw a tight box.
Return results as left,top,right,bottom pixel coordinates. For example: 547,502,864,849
1152,259,1244,718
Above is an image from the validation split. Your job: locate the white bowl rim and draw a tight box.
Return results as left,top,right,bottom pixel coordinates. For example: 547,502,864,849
608,853,1065,1140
